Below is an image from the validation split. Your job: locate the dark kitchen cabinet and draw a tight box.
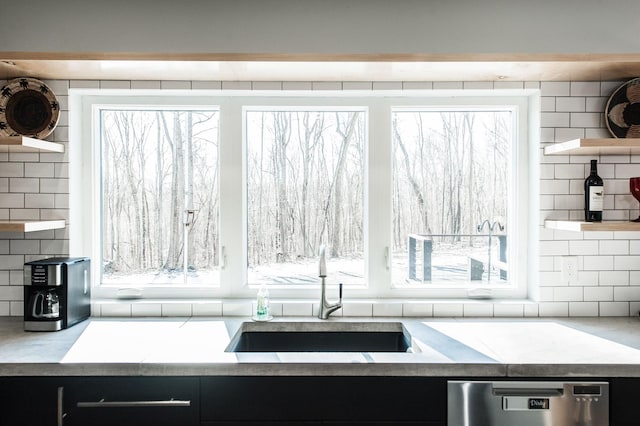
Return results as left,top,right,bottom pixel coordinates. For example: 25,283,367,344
610,378,640,426
0,377,62,426
200,376,446,425
62,377,199,426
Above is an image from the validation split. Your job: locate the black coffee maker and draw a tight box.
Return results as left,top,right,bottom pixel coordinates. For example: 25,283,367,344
24,257,91,331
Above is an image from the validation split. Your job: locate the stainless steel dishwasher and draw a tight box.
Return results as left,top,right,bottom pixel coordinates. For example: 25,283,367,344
448,380,609,426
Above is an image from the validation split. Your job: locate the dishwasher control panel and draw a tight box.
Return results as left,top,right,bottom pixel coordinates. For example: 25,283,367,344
448,380,609,426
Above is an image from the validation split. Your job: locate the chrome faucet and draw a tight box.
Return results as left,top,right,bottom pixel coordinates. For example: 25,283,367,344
318,245,343,319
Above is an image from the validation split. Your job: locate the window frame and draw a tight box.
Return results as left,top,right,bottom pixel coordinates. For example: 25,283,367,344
71,89,538,301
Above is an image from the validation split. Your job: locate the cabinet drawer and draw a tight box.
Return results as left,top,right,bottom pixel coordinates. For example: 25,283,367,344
64,377,199,426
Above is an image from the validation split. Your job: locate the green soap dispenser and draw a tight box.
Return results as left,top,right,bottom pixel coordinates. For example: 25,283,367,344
256,284,271,321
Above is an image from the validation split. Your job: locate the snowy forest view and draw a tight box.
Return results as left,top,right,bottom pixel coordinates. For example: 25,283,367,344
100,107,510,287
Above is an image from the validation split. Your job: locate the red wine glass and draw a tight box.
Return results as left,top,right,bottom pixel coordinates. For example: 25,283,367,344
630,177,640,222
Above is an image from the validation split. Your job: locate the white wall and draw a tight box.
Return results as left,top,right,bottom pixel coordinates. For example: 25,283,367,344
2,78,640,318
1,0,639,55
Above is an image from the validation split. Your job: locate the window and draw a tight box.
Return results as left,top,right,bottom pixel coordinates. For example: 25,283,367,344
100,108,220,287
73,91,536,300
391,109,511,287
245,109,366,287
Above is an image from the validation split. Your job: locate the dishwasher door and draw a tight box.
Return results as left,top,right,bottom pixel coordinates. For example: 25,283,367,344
447,380,608,426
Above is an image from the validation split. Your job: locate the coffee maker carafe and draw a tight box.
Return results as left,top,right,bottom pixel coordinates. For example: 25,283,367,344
24,257,90,331
29,289,60,319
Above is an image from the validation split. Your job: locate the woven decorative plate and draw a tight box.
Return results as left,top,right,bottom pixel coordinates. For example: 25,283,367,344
0,77,60,138
605,77,640,138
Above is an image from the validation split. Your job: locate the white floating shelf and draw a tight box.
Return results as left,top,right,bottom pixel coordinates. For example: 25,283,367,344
0,220,66,233
543,138,640,156
0,136,64,153
545,220,640,232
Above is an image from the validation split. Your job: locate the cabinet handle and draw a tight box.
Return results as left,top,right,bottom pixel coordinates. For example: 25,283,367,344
57,387,65,426
77,399,191,408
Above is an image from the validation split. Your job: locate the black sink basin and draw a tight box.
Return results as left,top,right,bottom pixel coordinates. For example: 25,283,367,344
226,322,411,352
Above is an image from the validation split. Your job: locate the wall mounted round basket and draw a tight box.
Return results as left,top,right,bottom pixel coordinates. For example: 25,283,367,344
0,77,60,139
605,77,640,138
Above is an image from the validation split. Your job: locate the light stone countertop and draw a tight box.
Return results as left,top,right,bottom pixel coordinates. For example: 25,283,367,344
1,316,640,377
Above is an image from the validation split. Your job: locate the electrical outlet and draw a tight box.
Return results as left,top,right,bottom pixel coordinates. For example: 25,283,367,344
562,256,579,284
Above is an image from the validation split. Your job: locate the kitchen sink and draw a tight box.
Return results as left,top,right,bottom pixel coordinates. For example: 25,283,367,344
225,322,412,352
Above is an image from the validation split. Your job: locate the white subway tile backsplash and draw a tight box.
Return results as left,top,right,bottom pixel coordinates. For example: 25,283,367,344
599,301,629,316
493,303,524,317
582,256,614,271
554,286,583,302
599,240,629,255
341,302,372,317
100,303,132,317
403,82,433,90
161,303,193,316
0,78,637,318
615,164,640,179
540,97,556,112
541,82,570,96
191,81,222,90
160,80,191,90
10,301,23,316
538,302,569,317
252,81,283,90
541,112,570,128
131,80,162,90
614,286,640,301
373,303,403,317
222,81,251,90
569,240,598,255
598,270,629,286
24,194,55,209
100,80,132,89
70,80,100,89
131,303,162,317
189,302,222,316
584,286,613,301
554,164,585,179
0,164,24,178
222,302,253,316
9,178,39,193
9,240,40,255
576,271,599,286
372,81,402,90
433,82,463,90
569,302,599,316
613,255,640,270
570,82,600,97
26,163,55,178
463,303,493,317
9,209,40,221
312,82,342,91
283,302,314,316
433,303,463,317
0,254,24,270
402,302,433,316
39,178,69,194
540,240,569,256
556,97,585,112
282,81,313,90
555,128,585,142
540,180,569,195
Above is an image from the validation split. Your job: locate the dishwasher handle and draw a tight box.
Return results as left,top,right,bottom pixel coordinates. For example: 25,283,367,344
492,387,564,397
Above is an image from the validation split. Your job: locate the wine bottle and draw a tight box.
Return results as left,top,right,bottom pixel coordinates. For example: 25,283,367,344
584,159,603,222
